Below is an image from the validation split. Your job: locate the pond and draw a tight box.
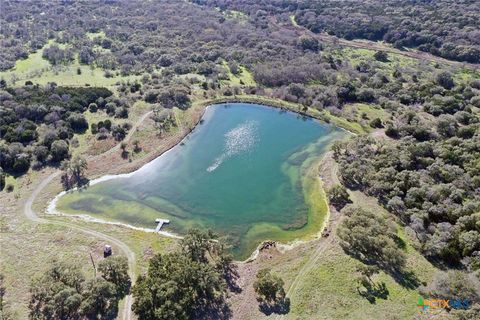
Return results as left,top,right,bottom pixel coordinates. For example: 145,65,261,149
55,103,347,259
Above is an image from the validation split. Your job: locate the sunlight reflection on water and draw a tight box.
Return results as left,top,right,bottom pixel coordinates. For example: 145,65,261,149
207,120,259,172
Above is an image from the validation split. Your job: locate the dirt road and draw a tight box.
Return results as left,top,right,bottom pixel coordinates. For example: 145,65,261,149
20,110,154,319
270,16,479,71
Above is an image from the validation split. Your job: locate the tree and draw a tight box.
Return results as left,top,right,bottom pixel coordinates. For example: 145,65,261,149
337,205,407,272
0,168,5,191
29,261,85,320
132,140,141,153
298,35,321,52
370,117,383,128
355,264,389,303
89,103,98,112
0,274,5,316
67,113,88,133
120,142,128,159
436,114,458,137
80,279,119,319
51,140,69,162
253,269,285,304
327,185,352,210
98,256,131,298
29,260,130,320
374,51,389,62
132,229,233,319
253,268,289,314
132,253,229,320
435,71,455,89
152,107,176,136
61,156,88,190
180,228,217,263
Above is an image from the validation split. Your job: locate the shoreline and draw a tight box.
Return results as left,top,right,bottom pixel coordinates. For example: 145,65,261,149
46,99,350,263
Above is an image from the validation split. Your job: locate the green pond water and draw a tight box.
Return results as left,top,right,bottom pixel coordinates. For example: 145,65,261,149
56,103,347,259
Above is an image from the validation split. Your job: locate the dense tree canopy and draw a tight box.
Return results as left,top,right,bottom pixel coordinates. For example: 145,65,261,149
338,205,407,272
335,123,480,266
0,85,117,175
193,0,480,63
29,258,130,320
132,229,234,320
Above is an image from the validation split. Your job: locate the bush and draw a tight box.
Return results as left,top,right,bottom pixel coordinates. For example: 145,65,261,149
374,51,389,62
67,113,88,132
420,271,480,303
327,185,351,210
88,103,98,112
435,71,455,90
51,140,69,162
370,117,383,128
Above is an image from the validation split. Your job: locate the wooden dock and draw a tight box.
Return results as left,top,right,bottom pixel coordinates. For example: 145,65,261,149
155,219,170,232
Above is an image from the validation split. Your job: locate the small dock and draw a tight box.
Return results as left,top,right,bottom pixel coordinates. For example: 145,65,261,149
155,219,170,233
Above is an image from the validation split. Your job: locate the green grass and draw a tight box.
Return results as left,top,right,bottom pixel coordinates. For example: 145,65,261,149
0,40,142,87
215,8,247,20
3,175,19,192
284,243,434,319
453,68,480,83
332,47,419,73
344,103,389,121
340,103,391,131
86,31,106,40
320,110,368,134
258,190,439,319
221,61,256,87
70,110,114,158
290,15,299,27
72,100,153,158
333,46,478,87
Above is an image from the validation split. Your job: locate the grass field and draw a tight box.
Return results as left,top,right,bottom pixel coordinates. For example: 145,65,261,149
221,61,257,87
331,46,478,85
0,40,142,87
236,188,439,319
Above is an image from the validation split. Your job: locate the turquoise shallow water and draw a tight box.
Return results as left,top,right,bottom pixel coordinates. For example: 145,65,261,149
57,103,346,259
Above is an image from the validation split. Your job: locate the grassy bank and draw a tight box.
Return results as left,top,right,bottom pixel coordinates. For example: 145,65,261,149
200,95,369,134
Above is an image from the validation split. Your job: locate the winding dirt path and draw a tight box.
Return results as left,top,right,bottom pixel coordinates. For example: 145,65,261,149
93,110,153,159
270,16,480,71
274,153,342,320
21,110,154,319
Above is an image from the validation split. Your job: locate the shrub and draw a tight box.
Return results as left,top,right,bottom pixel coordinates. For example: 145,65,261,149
327,185,351,210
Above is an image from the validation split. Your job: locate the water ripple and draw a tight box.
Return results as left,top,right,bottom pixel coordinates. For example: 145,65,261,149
207,120,259,172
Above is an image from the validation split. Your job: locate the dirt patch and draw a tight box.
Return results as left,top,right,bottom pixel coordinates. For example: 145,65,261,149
229,246,285,319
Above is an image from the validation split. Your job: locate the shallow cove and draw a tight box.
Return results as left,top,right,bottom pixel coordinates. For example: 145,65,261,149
55,103,347,259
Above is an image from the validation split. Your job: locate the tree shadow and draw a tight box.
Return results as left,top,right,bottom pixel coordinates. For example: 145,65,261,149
392,235,407,250
195,300,232,320
224,263,242,294
340,244,421,290
390,269,421,289
259,298,290,316
357,281,389,304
